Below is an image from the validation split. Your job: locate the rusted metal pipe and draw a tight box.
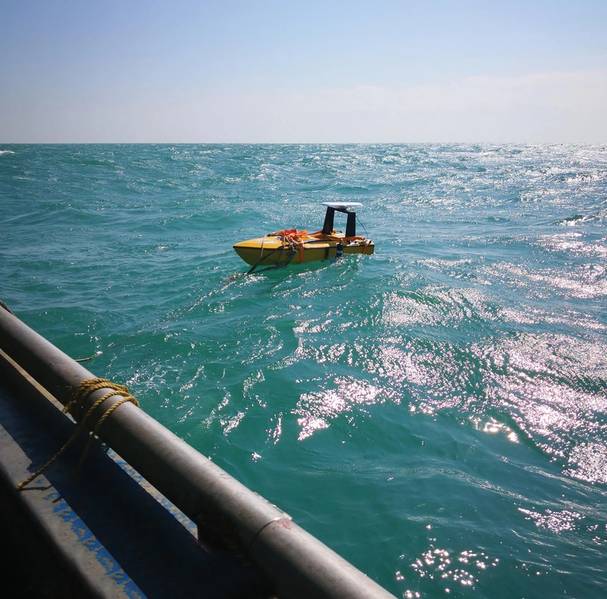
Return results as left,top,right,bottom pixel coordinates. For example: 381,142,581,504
0,308,394,599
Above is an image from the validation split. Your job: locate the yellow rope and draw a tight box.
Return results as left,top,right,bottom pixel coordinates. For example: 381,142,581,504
17,377,139,491
63,377,129,415
76,395,138,470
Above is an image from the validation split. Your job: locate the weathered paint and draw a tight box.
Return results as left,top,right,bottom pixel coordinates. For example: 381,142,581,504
48,490,145,598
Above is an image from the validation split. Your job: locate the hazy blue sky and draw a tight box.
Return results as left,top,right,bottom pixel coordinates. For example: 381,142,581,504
1,0,606,142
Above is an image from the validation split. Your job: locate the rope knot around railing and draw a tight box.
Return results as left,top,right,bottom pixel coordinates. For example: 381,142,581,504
17,377,139,491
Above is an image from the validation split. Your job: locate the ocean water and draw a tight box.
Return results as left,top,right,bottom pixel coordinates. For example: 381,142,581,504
1,143,606,598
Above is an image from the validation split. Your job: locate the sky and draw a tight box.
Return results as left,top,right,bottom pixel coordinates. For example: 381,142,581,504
1,0,606,143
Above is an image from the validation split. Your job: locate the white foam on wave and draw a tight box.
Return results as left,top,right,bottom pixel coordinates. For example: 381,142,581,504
0,150,15,156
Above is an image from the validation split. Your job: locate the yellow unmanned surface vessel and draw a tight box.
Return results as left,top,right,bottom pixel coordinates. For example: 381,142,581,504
233,202,374,270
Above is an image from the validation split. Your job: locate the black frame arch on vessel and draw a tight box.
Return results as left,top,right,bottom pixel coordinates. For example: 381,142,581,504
322,206,356,237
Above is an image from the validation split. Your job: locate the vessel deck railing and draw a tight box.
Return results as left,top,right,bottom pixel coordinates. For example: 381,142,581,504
0,306,394,599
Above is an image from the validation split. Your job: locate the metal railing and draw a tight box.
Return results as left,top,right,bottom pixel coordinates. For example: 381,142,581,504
0,306,394,599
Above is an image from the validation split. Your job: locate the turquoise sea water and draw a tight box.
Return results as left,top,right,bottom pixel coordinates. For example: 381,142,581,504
1,144,606,598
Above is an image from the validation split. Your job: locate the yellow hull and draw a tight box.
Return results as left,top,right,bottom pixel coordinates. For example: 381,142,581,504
233,235,374,267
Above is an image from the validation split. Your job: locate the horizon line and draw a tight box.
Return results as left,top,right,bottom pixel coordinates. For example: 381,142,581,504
2,141,605,146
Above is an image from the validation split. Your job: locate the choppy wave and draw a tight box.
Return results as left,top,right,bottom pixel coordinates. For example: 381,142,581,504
1,143,606,598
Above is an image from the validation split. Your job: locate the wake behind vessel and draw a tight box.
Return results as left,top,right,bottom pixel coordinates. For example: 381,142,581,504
233,202,374,270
